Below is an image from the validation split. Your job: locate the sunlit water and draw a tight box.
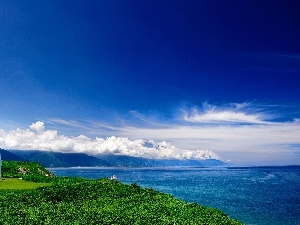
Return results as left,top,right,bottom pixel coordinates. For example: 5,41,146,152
48,166,300,225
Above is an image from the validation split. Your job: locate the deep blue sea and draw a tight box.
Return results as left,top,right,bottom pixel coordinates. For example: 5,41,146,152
48,166,300,225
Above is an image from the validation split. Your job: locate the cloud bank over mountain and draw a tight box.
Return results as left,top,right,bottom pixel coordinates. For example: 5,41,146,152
0,121,219,160
0,102,299,165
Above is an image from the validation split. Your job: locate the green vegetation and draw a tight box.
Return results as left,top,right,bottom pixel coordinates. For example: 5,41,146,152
0,161,243,224
0,178,51,190
1,160,54,182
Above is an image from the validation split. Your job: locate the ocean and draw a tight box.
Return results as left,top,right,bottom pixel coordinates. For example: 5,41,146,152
48,166,300,225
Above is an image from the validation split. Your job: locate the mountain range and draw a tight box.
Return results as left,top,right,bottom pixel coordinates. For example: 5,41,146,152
0,149,226,167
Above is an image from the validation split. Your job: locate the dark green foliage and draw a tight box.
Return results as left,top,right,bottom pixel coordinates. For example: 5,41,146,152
0,178,242,224
2,161,54,182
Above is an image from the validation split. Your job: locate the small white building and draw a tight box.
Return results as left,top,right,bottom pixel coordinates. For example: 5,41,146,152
110,175,117,180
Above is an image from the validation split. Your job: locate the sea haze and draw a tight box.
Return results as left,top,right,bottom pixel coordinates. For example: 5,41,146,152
49,166,300,225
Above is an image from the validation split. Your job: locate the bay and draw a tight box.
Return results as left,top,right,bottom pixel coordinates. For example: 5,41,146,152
48,166,300,225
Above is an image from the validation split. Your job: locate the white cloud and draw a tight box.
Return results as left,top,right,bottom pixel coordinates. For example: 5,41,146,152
114,121,300,165
0,121,219,160
182,103,268,124
2,102,299,165
29,121,45,133
184,110,263,123
38,101,300,165
48,118,85,128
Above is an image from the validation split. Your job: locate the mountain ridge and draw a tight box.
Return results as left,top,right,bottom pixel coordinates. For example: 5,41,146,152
5,149,227,167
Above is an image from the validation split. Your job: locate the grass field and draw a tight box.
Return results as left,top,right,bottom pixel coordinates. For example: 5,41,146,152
0,178,51,190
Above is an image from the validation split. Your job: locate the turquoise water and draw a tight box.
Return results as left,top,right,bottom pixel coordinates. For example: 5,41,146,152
49,166,300,225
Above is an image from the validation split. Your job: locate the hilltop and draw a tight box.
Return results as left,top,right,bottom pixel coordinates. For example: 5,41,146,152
1,160,54,182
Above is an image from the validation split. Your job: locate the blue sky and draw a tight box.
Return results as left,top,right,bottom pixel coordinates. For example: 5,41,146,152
0,1,300,165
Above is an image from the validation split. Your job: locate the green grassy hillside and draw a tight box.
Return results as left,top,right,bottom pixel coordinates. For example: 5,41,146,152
1,160,54,182
0,178,242,225
0,161,243,224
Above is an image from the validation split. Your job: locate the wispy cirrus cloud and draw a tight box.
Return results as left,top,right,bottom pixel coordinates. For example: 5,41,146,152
181,102,269,124
275,53,300,60
48,118,119,132
48,118,86,128
183,109,263,124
